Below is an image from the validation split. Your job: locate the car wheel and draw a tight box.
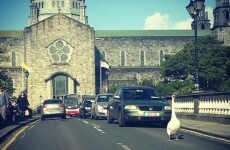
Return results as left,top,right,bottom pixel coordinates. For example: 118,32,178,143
161,121,169,128
95,115,99,120
107,110,113,124
82,111,86,119
118,111,127,127
41,116,45,121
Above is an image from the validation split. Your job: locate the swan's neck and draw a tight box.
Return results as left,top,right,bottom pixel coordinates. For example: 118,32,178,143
171,98,177,119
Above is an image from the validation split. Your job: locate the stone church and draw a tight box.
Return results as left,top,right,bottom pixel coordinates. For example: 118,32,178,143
0,0,229,108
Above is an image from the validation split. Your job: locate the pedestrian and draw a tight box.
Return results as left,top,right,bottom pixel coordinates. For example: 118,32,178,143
0,85,9,122
10,98,19,124
17,91,30,121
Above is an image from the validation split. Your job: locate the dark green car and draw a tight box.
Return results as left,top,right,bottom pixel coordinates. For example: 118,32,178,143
107,86,172,127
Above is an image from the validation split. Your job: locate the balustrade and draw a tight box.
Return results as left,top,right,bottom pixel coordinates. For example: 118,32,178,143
173,92,230,116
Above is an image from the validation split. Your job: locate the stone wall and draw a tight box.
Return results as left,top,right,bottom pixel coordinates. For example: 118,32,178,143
96,36,193,88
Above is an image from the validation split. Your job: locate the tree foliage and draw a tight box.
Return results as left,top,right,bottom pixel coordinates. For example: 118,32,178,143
0,47,15,97
157,35,230,96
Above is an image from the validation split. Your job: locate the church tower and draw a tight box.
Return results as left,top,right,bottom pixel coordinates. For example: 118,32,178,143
29,0,38,25
211,0,230,46
28,0,88,26
192,4,211,30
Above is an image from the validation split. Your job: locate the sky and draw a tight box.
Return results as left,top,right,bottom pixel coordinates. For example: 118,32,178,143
0,0,216,30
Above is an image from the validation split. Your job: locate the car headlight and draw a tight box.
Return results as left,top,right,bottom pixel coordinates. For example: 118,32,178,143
164,106,172,110
97,105,104,111
124,105,137,110
85,107,91,110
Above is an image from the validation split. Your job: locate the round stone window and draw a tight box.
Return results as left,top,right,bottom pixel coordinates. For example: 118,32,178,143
48,40,73,63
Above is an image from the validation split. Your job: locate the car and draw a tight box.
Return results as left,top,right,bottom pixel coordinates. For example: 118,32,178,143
79,95,96,118
91,94,113,120
41,99,66,121
107,86,172,127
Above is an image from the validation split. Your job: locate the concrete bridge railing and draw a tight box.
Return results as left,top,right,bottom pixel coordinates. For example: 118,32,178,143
174,92,230,115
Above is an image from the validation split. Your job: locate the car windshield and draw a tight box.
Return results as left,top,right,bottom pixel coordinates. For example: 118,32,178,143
123,88,159,101
64,100,78,107
97,95,112,102
44,99,62,104
84,100,92,107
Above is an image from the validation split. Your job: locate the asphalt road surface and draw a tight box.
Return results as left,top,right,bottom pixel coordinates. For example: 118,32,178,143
3,117,229,150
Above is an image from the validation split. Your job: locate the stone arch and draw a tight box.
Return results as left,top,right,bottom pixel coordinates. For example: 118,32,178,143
45,72,79,98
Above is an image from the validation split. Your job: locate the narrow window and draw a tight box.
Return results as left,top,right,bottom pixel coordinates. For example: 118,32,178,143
121,50,125,66
73,2,75,8
42,2,44,8
57,1,60,7
101,51,106,60
52,75,68,98
140,50,145,66
225,10,229,21
160,50,164,66
201,23,205,30
12,51,16,67
52,1,55,7
62,1,64,7
76,3,78,9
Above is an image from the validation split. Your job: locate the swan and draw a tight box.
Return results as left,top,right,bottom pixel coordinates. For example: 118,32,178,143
167,94,181,141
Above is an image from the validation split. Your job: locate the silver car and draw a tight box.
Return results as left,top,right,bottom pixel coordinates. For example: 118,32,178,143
41,99,66,121
91,94,113,120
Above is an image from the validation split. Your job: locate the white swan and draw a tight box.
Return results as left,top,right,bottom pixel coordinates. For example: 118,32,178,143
167,94,181,141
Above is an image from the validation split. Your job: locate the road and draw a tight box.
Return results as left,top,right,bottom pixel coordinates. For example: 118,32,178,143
3,117,229,150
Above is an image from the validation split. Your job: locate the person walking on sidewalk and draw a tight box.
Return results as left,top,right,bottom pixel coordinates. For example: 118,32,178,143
0,85,9,121
17,91,30,121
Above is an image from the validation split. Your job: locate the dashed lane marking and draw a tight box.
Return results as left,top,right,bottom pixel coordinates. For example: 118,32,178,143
117,143,132,150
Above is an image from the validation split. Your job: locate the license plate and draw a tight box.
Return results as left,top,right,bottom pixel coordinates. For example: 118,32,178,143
144,112,160,116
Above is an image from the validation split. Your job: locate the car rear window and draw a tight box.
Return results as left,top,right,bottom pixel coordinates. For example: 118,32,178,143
44,99,63,104
123,89,159,100
97,95,113,102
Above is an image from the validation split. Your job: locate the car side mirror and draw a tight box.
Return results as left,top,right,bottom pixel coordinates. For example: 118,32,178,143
114,95,120,99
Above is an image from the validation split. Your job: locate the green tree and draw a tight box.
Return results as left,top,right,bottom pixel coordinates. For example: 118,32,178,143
109,83,119,94
157,35,230,95
0,47,15,97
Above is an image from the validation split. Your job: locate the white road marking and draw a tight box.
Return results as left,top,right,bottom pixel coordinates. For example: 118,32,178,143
2,125,29,150
117,143,132,150
180,128,230,143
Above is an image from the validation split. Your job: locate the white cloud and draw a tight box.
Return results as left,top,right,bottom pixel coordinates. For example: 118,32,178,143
206,7,214,28
144,12,170,30
173,18,193,29
144,7,214,30
143,12,191,30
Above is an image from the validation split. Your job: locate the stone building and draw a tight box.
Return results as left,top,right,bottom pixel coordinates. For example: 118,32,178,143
0,0,229,108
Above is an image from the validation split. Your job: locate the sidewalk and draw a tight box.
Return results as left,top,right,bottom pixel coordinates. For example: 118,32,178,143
0,117,229,141
0,115,40,141
180,119,230,140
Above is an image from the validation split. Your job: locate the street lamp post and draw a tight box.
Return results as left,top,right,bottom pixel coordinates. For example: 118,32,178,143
24,70,29,93
105,69,110,93
186,0,205,91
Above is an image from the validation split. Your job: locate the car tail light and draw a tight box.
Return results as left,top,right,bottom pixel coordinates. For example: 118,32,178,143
42,105,47,108
59,104,65,107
